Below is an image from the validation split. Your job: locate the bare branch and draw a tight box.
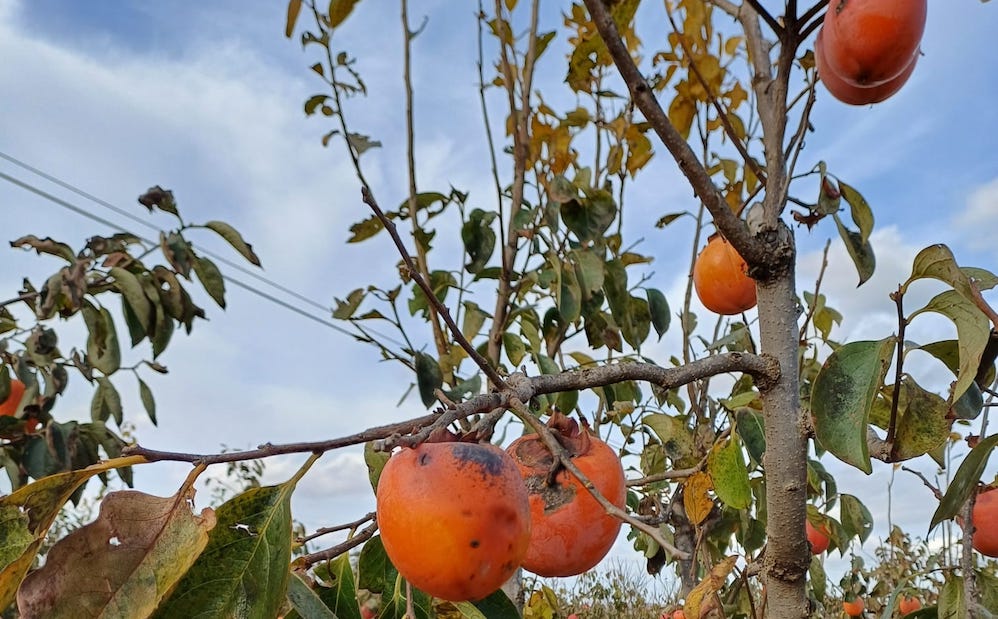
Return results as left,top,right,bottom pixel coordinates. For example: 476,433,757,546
299,512,375,544
744,0,785,36
294,521,379,569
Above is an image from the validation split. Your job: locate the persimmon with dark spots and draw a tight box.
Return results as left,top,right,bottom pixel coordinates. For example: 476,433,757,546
693,235,757,316
971,486,998,557
0,378,25,417
506,412,626,577
816,27,918,106
376,439,531,602
821,0,926,87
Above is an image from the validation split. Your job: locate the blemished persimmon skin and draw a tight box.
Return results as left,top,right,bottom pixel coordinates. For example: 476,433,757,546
821,0,927,87
0,379,26,417
692,236,757,316
972,487,998,557
507,421,626,577
816,28,917,106
375,441,531,602
806,520,831,555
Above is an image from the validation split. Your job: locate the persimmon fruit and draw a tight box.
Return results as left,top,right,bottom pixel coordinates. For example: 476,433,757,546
971,486,998,557
821,0,927,87
673,610,687,619
842,597,865,616
898,595,921,614
816,28,918,106
507,412,626,577
693,236,757,315
376,440,531,601
806,520,831,555
0,379,25,417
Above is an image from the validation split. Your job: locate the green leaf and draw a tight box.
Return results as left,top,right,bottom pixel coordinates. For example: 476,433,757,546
572,248,605,295
707,436,752,509
364,441,389,493
889,378,951,460
838,494,873,543
379,574,432,619
0,366,10,405
138,377,157,426
204,221,262,267
558,262,582,323
192,256,226,309
315,552,362,619
951,381,984,420
560,189,616,243
333,288,367,320
808,555,826,601
644,414,695,466
735,409,766,467
910,290,990,403
811,337,896,474
929,433,998,531
838,180,874,245
502,332,526,367
646,288,671,340
110,267,152,333
453,589,520,618
833,213,875,286
623,295,651,349
357,536,396,595
461,302,490,341
90,377,123,426
938,573,966,619
84,304,121,376
414,352,442,408
461,209,497,275
154,457,316,619
287,572,337,619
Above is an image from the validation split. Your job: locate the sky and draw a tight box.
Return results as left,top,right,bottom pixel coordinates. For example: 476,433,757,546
1,0,997,594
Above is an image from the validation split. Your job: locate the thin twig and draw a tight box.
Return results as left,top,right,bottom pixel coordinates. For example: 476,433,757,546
901,466,942,500
797,239,831,342
885,286,906,450
743,0,785,38
299,512,375,544
295,521,379,569
626,468,697,486
361,187,507,389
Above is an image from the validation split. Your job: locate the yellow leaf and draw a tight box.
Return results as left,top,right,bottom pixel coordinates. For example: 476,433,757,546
284,0,302,38
683,471,714,525
685,556,737,618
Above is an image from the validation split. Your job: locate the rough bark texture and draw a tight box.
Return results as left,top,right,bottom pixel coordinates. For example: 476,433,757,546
755,240,810,619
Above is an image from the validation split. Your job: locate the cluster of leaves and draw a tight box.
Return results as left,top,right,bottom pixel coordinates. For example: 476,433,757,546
0,187,259,499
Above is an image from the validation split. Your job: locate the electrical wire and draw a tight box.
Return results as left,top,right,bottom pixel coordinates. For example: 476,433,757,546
0,164,407,346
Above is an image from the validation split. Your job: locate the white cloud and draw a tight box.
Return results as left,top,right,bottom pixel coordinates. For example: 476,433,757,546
954,177,998,254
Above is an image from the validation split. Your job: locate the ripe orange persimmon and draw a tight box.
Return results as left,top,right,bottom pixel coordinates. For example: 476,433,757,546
821,0,927,87
806,520,831,555
507,412,626,577
693,235,756,315
673,610,687,619
816,28,918,106
898,595,921,614
842,597,865,616
0,379,26,417
376,440,531,601
972,486,998,557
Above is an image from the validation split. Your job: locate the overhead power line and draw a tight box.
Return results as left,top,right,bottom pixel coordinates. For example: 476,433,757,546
0,161,404,347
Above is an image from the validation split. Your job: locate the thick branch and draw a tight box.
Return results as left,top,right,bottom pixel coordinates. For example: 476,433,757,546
580,0,769,269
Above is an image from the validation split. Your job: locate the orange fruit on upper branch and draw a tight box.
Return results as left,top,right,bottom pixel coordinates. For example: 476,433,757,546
806,519,831,555
376,440,531,601
816,27,918,105
972,486,998,557
821,0,927,87
507,412,626,577
898,595,921,614
0,379,26,417
842,597,865,616
693,235,757,315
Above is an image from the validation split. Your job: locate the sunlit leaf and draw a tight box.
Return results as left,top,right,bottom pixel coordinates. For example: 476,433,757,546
683,471,713,526
929,433,998,531
685,556,737,619
910,290,990,403
838,180,874,245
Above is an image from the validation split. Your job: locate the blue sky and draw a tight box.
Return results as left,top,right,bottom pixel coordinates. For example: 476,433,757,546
2,0,997,590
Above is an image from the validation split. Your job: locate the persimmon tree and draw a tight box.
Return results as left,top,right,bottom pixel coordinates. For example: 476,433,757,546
2,1,998,618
